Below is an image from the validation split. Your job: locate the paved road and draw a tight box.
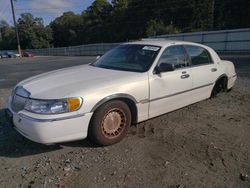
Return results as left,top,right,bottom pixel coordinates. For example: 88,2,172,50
0,56,96,89
0,55,249,89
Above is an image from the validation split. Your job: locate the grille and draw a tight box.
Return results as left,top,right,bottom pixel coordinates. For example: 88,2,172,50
11,94,27,113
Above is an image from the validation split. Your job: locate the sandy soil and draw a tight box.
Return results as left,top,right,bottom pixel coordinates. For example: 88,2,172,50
0,73,250,188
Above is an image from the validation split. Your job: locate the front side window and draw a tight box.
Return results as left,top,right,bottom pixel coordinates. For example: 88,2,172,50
91,44,161,72
158,45,187,69
184,45,213,66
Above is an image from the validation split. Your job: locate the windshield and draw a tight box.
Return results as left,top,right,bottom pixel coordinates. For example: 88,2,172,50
91,44,161,72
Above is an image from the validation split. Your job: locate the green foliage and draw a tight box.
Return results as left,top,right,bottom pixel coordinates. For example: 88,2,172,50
82,0,112,43
0,13,52,50
146,20,179,37
0,0,249,50
0,21,16,50
17,13,53,49
50,12,82,47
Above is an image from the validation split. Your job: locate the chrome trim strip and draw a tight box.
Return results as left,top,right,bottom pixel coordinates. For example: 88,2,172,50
189,62,214,68
18,113,86,122
139,99,150,104
15,127,29,137
91,93,138,112
14,94,27,99
140,83,214,104
232,74,237,78
8,106,15,114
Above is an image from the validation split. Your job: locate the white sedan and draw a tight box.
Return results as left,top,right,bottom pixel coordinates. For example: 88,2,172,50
6,40,237,145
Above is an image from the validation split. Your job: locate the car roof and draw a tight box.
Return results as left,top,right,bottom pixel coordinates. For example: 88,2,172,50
123,39,207,48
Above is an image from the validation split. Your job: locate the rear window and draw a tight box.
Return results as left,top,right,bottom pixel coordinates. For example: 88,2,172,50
158,45,187,69
185,45,213,66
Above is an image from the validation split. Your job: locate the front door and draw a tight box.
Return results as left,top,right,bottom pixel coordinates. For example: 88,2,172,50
149,45,193,118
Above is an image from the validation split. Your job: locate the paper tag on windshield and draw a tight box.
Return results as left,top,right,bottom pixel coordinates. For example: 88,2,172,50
142,46,160,51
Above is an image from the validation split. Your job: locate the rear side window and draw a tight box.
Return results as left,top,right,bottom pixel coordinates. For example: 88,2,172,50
158,45,187,69
185,45,213,66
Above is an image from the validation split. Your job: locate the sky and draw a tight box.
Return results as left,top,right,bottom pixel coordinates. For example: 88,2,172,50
0,0,101,25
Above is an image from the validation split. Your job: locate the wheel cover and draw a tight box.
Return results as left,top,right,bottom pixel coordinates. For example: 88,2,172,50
101,108,126,139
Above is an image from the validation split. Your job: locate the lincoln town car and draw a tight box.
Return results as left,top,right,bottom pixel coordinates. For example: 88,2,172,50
6,40,237,145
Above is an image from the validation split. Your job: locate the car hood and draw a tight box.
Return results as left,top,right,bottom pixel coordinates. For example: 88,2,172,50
18,64,139,99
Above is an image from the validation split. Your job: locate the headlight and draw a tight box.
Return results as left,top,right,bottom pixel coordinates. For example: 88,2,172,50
24,97,82,114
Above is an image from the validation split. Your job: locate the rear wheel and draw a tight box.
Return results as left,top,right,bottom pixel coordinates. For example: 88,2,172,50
211,77,228,98
88,100,131,146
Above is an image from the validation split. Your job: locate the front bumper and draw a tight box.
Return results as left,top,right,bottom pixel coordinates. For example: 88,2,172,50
5,109,14,126
7,97,93,144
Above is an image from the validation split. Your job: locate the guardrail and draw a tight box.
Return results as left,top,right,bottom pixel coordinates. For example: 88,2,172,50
27,43,120,56
1,28,250,56
152,28,250,52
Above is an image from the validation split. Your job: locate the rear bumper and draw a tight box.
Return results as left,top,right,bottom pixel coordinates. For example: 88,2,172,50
228,74,237,89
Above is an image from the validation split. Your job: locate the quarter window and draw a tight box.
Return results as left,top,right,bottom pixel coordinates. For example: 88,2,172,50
158,45,187,69
185,45,213,66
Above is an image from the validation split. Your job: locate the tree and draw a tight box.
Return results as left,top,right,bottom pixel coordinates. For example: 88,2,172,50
191,0,214,30
146,20,179,37
0,20,16,50
17,13,52,49
112,0,128,10
50,12,82,47
0,20,8,41
214,0,250,29
82,0,112,43
107,0,129,42
48,0,250,46
2,0,249,49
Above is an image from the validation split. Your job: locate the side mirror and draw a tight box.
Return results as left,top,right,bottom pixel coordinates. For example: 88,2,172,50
155,63,175,74
96,55,101,60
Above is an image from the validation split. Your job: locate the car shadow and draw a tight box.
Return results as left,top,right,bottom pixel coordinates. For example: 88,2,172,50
0,108,96,158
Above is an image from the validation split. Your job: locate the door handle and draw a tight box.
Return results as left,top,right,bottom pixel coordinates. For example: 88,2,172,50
211,68,217,72
181,74,190,79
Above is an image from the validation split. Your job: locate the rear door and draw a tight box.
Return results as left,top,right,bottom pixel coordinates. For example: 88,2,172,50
184,45,219,100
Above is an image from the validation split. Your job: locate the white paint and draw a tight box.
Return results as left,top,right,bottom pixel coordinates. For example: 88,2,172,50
7,40,237,144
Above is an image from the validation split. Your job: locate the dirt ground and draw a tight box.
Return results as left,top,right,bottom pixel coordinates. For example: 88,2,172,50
0,59,250,187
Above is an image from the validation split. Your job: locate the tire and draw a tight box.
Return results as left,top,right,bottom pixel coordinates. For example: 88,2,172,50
88,100,131,146
210,77,227,98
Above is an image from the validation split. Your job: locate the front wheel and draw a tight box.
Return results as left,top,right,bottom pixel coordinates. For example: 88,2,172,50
88,100,131,146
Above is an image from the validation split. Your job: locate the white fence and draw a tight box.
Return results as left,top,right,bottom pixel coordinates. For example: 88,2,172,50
2,28,250,56
152,28,250,52
28,43,119,56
